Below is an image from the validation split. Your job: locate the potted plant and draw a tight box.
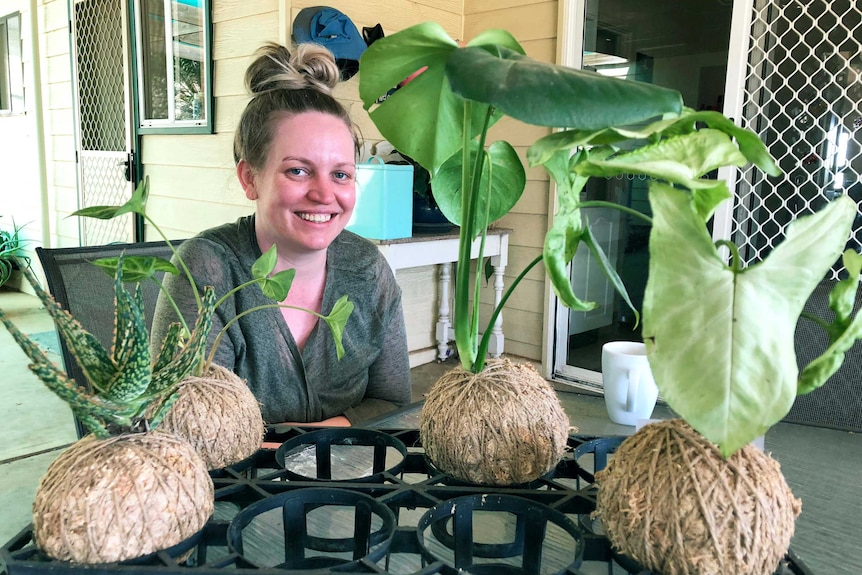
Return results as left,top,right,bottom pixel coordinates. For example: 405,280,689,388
358,21,861,572
358,22,684,486
0,177,354,562
0,216,29,290
0,254,215,563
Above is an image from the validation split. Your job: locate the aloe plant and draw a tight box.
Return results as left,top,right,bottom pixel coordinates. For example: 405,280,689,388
359,22,862,455
0,255,214,438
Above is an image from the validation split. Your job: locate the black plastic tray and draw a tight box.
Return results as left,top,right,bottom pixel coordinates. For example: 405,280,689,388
0,428,814,575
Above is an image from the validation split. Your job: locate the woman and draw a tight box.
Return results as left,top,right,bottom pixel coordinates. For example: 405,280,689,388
151,42,412,425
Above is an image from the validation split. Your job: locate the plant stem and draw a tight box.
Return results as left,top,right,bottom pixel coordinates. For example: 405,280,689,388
144,214,202,310
577,200,653,225
152,277,191,336
457,103,496,373
715,239,741,272
476,254,544,362
205,303,329,368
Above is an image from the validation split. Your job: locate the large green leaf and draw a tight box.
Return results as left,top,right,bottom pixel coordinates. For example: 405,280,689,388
576,129,748,190
643,185,856,455
72,176,150,220
93,255,179,283
797,249,862,394
446,46,683,130
323,295,354,360
359,24,524,176
358,23,469,175
432,141,525,232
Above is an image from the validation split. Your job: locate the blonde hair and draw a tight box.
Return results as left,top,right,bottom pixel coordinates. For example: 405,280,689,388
233,42,360,169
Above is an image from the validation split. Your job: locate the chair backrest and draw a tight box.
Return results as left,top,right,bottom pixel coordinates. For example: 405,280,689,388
786,279,862,432
36,240,182,438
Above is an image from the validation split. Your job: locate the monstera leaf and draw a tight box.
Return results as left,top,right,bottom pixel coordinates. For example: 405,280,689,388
643,184,856,455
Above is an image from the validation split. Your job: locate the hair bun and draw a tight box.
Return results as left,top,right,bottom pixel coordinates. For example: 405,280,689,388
245,42,340,96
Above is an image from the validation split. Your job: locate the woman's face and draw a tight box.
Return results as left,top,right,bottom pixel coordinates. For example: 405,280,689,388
238,111,356,256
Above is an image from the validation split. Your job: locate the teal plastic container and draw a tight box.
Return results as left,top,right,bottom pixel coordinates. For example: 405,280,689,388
346,159,413,240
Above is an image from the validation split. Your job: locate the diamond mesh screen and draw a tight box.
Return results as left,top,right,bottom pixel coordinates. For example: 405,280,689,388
72,0,133,245
732,0,862,277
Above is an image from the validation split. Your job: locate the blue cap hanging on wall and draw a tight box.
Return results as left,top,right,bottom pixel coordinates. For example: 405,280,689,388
292,6,367,80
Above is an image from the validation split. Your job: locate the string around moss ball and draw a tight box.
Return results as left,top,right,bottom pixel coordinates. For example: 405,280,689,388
420,358,571,486
594,418,801,575
159,364,265,469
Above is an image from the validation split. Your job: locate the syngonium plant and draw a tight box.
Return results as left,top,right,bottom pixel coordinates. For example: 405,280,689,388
358,22,862,455
0,177,353,438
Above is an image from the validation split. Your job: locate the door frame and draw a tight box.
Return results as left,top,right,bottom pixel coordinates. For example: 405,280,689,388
68,0,141,245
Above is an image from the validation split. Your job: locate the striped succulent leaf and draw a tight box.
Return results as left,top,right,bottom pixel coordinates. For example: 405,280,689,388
102,268,152,403
147,388,182,429
27,362,132,437
151,322,185,372
147,286,216,393
23,267,117,391
0,254,210,437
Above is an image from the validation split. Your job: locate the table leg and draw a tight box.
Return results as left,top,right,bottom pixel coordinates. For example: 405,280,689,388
436,262,452,361
488,255,505,358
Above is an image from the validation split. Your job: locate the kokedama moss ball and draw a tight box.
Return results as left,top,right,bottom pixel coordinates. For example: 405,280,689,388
420,358,571,486
33,431,213,563
594,418,801,575
159,363,265,469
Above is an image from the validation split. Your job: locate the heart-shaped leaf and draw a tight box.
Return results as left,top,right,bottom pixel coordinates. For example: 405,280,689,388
643,185,855,455
93,255,179,283
446,46,683,130
323,295,354,360
432,140,525,233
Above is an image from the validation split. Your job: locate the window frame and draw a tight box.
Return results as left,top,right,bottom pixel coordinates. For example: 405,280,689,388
0,11,24,116
131,0,213,134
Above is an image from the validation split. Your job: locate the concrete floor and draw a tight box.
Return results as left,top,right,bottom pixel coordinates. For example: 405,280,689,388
1,288,860,574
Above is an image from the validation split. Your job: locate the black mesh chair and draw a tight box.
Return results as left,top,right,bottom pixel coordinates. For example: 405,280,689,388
786,279,862,432
36,240,182,438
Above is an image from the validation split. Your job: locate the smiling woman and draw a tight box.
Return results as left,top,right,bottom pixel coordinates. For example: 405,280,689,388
150,42,412,427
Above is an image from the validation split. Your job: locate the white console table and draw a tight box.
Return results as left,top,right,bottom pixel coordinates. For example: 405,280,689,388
374,228,511,361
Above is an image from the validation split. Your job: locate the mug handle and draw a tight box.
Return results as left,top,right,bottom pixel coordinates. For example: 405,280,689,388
625,368,641,412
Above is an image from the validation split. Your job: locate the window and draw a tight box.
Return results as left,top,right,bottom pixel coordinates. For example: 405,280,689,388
134,0,212,133
0,12,23,115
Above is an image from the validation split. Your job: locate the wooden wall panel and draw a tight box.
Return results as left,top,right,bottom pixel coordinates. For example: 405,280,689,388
213,0,278,23
214,57,252,98
499,212,548,250
464,2,556,42
43,28,67,57
213,13,280,60
289,0,461,40
146,195,254,237
394,266,438,351
141,134,236,169
144,164,245,205
511,181,550,215
46,82,72,109
465,0,549,14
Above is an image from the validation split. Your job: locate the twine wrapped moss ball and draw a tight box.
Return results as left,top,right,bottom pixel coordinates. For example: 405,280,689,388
32,431,213,564
159,363,265,469
420,358,571,486
594,418,801,575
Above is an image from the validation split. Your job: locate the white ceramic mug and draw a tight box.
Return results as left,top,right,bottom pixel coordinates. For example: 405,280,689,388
601,341,658,426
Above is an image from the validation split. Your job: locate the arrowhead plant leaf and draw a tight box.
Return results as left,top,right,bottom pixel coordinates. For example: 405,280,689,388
643,185,856,455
